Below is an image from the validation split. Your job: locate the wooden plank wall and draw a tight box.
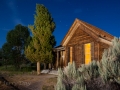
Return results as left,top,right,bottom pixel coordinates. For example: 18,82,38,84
66,27,95,67
64,26,111,67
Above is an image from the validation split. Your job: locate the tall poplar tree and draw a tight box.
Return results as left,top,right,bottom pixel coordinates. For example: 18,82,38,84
25,4,56,75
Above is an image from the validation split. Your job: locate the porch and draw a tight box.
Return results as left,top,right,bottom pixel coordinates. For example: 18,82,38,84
53,45,65,69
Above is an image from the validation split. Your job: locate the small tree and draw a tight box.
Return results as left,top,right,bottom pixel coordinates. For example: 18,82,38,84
2,43,12,69
25,4,56,75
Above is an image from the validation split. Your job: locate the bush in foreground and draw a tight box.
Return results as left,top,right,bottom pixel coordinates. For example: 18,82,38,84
56,37,120,90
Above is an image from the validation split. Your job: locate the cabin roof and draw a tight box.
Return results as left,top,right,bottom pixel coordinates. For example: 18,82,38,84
61,18,114,46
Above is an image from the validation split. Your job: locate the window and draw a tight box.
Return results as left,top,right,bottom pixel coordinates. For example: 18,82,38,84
84,43,91,64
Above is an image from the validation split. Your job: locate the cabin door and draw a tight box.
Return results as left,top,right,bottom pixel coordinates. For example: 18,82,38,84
84,43,91,64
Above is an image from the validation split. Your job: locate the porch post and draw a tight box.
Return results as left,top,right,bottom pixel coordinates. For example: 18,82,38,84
60,51,63,68
56,51,59,69
63,50,65,67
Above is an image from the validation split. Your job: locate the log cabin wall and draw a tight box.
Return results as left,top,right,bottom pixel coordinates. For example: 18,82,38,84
55,41,111,68
64,27,112,67
65,47,69,66
65,26,98,67
99,42,110,61
94,42,99,61
58,19,114,68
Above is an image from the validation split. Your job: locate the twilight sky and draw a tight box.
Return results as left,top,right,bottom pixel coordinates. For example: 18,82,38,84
0,0,120,48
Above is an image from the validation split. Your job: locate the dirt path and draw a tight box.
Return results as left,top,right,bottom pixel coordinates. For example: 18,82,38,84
4,74,57,90
25,74,57,90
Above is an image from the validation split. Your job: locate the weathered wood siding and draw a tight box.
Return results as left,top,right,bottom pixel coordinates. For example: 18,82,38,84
99,42,110,61
65,26,110,67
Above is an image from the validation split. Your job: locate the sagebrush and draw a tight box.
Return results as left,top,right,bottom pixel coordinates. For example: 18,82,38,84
56,37,120,90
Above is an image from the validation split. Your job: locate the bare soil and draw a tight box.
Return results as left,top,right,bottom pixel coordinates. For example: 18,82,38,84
0,73,57,90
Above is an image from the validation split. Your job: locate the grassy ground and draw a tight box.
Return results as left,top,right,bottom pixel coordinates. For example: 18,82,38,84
0,65,37,76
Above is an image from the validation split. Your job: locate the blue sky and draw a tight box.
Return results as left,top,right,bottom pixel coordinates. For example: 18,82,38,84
0,0,120,48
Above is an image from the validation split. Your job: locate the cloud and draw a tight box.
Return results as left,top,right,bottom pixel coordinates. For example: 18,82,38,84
13,18,25,25
74,8,82,14
8,1,16,13
7,0,24,25
0,28,10,31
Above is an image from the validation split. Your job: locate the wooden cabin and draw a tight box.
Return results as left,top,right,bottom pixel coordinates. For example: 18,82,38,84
53,18,114,69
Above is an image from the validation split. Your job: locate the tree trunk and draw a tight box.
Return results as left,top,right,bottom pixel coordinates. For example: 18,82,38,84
37,61,40,75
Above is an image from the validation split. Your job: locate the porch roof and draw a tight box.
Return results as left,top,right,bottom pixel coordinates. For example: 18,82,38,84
53,45,65,51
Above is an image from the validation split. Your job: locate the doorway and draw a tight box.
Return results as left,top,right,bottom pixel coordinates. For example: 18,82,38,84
84,43,91,64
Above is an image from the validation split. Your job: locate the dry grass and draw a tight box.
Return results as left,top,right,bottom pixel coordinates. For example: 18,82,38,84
0,72,57,90
42,77,57,90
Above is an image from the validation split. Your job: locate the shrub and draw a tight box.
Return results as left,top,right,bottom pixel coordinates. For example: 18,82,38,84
98,37,120,84
56,37,120,90
78,60,99,80
55,62,86,90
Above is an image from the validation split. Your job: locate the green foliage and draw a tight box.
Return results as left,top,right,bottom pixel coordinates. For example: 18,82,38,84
25,4,56,74
0,65,15,71
6,24,30,47
25,4,56,63
0,48,2,57
1,24,30,69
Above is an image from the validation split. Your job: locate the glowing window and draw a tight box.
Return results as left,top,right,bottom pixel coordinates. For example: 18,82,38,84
84,43,91,64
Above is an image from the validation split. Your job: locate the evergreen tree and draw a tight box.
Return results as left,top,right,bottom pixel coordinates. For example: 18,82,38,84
25,4,56,75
